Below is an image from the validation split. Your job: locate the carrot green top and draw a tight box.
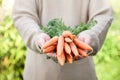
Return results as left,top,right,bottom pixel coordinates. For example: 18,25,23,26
40,18,97,38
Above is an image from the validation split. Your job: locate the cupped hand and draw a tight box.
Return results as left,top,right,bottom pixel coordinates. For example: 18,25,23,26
77,30,100,55
38,33,50,48
46,52,57,59
38,33,57,59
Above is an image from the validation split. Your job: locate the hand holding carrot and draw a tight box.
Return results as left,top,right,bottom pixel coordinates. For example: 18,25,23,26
41,31,93,66
77,30,100,55
36,33,57,59
38,33,50,48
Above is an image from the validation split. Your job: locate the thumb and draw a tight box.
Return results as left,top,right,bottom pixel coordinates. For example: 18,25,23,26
38,38,46,48
78,34,91,45
38,33,50,47
44,34,50,42
47,52,57,58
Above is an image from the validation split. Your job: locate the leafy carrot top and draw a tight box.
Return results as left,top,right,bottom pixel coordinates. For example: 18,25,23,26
40,18,97,38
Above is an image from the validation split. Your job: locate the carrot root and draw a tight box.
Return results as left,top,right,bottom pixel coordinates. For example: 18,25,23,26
64,37,73,43
57,36,64,56
57,51,65,66
78,48,88,57
64,42,71,54
66,54,73,64
62,31,74,40
70,42,80,57
74,39,93,50
42,36,59,49
42,45,56,53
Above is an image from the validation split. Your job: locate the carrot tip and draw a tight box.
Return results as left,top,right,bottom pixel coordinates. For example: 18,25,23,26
87,49,93,55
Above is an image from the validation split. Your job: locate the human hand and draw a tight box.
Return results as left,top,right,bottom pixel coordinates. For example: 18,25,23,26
46,52,57,62
38,33,50,48
38,33,57,59
77,30,100,55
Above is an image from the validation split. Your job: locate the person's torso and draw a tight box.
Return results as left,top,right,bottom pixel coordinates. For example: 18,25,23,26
36,0,90,26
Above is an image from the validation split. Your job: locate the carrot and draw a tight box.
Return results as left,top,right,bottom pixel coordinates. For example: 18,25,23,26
78,48,88,57
73,56,80,60
57,36,64,56
64,42,71,54
62,31,74,40
42,45,56,53
66,53,73,64
73,35,76,39
42,36,58,49
69,42,79,57
73,39,93,50
65,37,73,43
57,51,65,66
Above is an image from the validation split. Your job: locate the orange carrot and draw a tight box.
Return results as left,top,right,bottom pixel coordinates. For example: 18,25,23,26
66,53,73,64
78,48,88,57
69,42,80,57
73,39,93,50
65,37,73,43
62,31,74,40
57,36,64,56
72,35,76,39
57,51,65,66
64,42,71,54
42,45,56,53
42,36,58,49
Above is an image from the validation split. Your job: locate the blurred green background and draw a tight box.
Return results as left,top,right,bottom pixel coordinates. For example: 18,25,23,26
0,0,120,80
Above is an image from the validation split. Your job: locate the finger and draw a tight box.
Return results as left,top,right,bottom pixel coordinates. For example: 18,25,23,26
84,37,91,45
47,52,57,58
42,33,50,42
45,35,50,42
52,53,57,58
38,33,50,47
78,34,91,45
47,53,57,62
47,53,52,57
38,39,46,48
78,36,85,42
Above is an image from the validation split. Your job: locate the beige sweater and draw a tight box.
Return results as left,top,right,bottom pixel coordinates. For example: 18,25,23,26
12,0,113,80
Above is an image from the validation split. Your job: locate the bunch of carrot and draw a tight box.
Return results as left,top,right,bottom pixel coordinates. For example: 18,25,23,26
41,31,93,66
